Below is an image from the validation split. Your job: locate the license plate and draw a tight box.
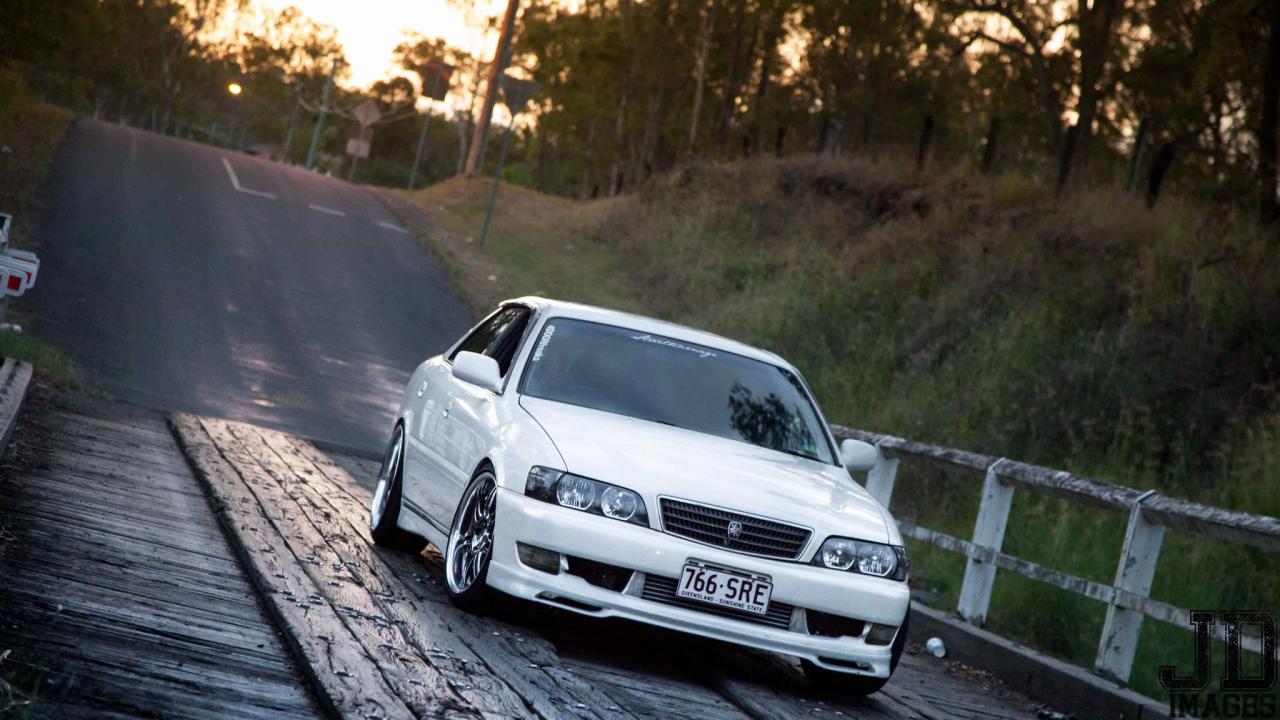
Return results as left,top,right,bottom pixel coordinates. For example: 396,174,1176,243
676,562,772,615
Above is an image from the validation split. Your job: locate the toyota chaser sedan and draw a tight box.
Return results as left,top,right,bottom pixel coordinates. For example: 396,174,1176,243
369,297,910,695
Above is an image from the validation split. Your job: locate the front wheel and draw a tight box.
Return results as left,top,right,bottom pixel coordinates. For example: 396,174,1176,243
370,424,428,553
444,467,498,611
802,604,910,697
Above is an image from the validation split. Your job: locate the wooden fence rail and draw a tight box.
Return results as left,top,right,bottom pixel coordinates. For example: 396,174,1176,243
830,425,1280,684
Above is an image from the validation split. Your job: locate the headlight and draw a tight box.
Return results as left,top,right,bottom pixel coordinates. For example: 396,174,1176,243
812,537,908,581
525,466,649,527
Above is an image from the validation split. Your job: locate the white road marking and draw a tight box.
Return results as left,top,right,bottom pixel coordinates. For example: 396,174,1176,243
378,221,409,234
308,203,346,217
221,157,277,199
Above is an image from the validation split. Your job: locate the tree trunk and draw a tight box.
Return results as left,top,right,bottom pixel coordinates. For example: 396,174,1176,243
464,0,520,175
1062,0,1121,188
609,94,628,196
747,3,784,153
688,0,717,156
580,118,597,200
717,0,754,149
1259,0,1280,223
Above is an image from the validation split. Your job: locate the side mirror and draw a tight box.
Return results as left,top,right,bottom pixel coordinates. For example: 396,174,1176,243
452,351,502,392
840,439,878,472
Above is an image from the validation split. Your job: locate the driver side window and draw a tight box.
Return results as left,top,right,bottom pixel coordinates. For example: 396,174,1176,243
448,306,532,378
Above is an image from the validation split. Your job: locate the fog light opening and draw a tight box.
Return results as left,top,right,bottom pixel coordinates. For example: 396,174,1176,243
817,657,874,673
865,623,898,646
517,542,562,574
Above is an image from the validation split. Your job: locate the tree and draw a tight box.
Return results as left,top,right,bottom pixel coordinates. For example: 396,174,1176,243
465,0,521,175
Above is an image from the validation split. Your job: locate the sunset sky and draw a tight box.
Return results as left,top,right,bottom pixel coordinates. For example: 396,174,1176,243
250,0,508,88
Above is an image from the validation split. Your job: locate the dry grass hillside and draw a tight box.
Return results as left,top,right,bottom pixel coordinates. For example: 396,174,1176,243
395,154,1280,700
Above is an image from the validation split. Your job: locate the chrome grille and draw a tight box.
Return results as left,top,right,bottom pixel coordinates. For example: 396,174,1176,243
659,498,811,559
640,575,794,630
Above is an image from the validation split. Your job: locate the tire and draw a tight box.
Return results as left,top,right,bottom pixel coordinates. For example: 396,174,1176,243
369,424,428,553
802,603,910,697
443,466,499,612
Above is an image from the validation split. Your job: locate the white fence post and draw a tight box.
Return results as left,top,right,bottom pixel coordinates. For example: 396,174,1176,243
957,459,1012,625
1095,489,1165,683
865,441,900,508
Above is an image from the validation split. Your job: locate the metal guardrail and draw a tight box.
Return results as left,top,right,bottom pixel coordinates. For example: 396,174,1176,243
831,424,1280,684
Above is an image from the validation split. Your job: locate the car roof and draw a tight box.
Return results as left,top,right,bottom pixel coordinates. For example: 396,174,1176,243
504,296,795,371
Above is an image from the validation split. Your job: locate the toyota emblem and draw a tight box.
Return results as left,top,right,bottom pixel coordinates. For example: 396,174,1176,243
726,520,743,540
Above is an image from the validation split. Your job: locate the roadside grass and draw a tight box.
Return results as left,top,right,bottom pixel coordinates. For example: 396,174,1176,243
398,154,1280,700
0,330,83,390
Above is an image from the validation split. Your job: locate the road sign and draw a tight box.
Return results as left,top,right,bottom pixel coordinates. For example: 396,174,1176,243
346,124,374,159
352,99,382,129
498,75,540,114
420,62,454,102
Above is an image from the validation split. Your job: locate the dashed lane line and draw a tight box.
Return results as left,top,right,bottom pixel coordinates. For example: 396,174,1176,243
308,203,346,217
221,157,277,199
378,221,409,234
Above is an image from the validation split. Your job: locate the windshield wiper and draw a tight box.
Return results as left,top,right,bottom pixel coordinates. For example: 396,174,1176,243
640,416,686,430
774,447,821,462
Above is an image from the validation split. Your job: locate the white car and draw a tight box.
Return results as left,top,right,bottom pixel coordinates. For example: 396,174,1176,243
369,297,911,695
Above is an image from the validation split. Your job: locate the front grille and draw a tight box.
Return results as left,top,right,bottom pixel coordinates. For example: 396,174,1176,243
659,498,811,559
640,575,794,630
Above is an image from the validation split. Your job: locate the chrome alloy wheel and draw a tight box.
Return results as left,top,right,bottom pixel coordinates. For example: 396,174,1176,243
446,471,498,594
370,425,403,529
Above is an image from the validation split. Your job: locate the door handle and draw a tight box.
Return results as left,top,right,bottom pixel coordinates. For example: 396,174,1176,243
417,379,428,397
442,401,452,419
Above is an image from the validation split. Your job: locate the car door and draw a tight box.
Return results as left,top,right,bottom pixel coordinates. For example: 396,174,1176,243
399,356,453,530
402,308,517,526
428,305,533,523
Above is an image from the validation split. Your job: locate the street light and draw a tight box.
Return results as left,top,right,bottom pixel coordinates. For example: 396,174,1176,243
226,82,246,150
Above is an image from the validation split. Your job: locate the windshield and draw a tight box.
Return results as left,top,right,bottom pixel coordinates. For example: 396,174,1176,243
520,318,835,464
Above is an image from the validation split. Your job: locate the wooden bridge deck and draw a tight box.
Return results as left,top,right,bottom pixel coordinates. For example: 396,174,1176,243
0,387,1043,718
172,413,1042,720
0,389,319,719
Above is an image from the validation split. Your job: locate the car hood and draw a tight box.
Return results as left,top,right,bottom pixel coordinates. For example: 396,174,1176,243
519,396,891,545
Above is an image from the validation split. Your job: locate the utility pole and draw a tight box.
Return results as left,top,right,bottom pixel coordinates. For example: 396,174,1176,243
478,74,539,247
464,0,520,175
281,95,301,164
306,60,339,170
478,116,514,247
409,109,432,189
408,62,454,189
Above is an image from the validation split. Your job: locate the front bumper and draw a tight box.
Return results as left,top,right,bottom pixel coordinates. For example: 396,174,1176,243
487,489,911,678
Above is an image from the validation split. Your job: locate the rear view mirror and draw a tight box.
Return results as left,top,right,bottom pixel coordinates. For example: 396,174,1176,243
452,351,502,392
840,439,878,473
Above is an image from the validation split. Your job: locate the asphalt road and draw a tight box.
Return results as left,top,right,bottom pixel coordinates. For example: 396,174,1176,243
31,120,474,455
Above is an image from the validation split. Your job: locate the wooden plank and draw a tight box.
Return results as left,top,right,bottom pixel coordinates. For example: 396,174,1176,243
171,414,417,720
211,419,517,719
0,402,318,720
248,421,631,720
0,357,31,456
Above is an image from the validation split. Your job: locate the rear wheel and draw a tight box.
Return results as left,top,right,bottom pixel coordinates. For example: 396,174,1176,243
802,605,910,697
369,424,428,553
444,467,498,611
